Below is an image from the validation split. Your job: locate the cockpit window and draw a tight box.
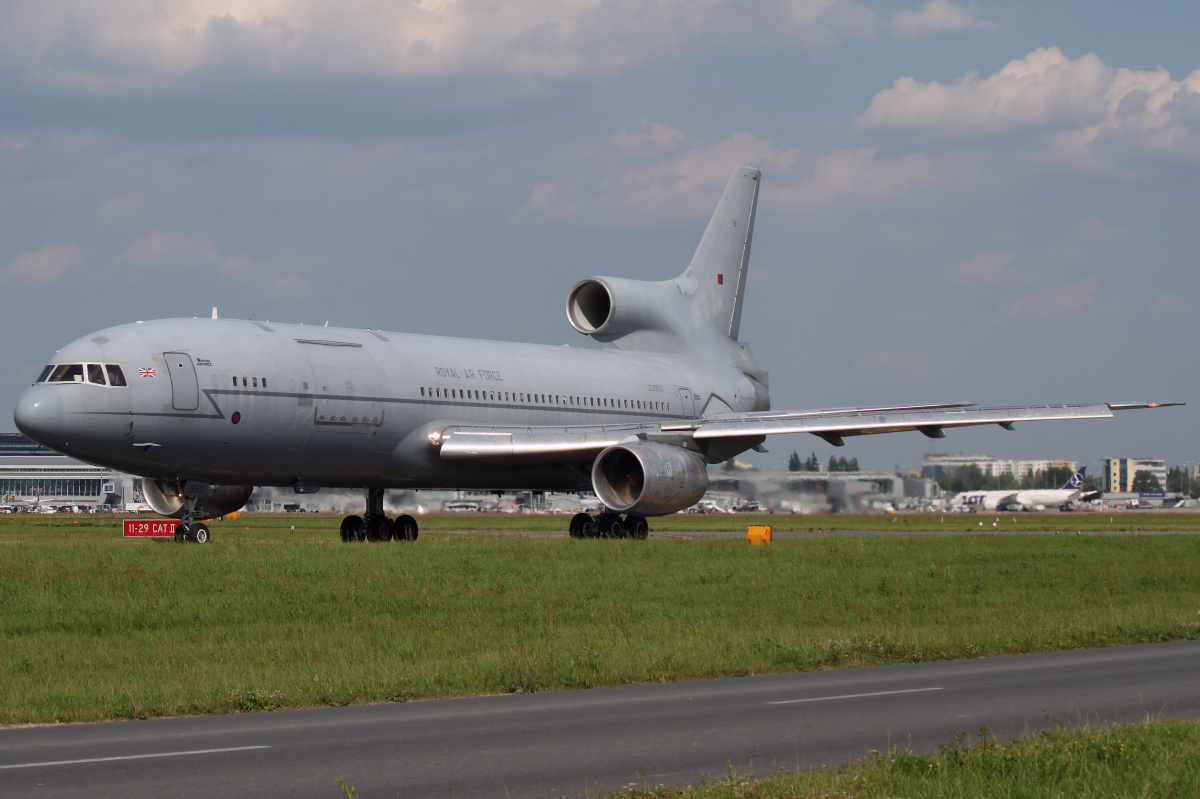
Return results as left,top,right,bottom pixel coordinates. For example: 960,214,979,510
48,364,85,383
105,365,127,386
36,365,53,383
87,364,106,385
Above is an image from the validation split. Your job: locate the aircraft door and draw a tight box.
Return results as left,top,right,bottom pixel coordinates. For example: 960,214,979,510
677,387,696,419
163,352,199,411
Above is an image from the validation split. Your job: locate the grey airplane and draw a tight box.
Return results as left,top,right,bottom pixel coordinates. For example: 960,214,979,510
12,166,1180,543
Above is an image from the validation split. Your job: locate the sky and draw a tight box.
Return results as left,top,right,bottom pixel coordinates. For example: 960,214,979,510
2,0,1197,476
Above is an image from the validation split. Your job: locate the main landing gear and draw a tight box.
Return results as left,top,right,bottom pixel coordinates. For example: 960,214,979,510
568,512,649,540
340,487,419,543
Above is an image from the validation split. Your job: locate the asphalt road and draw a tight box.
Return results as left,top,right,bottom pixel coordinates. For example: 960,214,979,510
3,640,1198,798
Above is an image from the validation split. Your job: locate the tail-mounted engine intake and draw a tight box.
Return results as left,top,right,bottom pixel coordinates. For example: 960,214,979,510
143,479,253,519
591,441,708,516
566,277,676,338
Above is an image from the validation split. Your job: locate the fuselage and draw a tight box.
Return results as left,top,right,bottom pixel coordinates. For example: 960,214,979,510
14,317,765,491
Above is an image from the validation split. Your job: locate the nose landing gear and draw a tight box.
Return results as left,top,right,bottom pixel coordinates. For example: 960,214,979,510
173,482,212,543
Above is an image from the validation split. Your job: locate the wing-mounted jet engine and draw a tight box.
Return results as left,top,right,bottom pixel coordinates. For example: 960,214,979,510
142,479,253,543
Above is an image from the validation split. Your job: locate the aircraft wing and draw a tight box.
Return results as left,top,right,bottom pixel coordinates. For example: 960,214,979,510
433,401,1180,461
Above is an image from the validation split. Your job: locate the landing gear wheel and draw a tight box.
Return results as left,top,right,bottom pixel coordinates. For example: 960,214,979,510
625,515,648,540
365,516,393,542
597,512,625,539
341,515,365,542
190,523,210,544
174,522,189,543
394,515,419,541
569,513,592,538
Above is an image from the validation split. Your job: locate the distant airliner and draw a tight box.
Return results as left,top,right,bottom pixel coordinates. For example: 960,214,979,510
12,167,1180,543
951,467,1094,511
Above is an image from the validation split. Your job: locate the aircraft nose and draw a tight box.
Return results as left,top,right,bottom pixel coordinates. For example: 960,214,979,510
14,385,64,446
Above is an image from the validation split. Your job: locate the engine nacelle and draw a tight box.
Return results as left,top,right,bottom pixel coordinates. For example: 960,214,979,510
143,479,253,520
591,441,708,516
565,277,674,337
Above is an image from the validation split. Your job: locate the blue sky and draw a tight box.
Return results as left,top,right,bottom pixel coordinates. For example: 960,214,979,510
2,0,1197,474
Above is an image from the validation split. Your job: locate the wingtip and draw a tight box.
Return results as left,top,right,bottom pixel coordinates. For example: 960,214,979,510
1108,401,1186,410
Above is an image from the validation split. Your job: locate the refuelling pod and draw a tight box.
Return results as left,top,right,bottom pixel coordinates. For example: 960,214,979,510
565,277,675,338
143,479,253,520
591,441,708,516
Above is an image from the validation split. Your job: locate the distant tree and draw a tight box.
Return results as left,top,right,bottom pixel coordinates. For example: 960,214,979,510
1131,470,1163,493
827,456,861,473
1020,466,1074,491
1166,466,1194,496
806,452,820,471
936,464,989,494
788,450,802,472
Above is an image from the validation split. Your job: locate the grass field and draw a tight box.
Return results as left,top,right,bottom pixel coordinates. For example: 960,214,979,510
1,514,1198,724
610,718,1200,798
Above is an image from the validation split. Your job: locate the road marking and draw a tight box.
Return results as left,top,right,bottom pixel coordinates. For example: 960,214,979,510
768,687,943,705
0,745,271,770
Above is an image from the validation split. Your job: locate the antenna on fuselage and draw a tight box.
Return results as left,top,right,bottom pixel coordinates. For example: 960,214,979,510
211,307,218,319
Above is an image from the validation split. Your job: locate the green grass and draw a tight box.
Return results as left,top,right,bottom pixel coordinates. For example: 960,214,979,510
0,515,1198,723
614,718,1200,798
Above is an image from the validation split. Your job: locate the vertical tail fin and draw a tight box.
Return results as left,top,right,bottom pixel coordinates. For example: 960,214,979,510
1064,467,1086,490
673,166,760,340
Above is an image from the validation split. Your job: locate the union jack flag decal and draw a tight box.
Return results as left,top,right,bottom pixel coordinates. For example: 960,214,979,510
139,368,156,377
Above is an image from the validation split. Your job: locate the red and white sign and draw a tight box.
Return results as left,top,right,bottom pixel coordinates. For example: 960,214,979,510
123,519,176,537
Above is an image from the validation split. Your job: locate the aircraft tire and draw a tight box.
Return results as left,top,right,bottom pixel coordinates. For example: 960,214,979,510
597,512,625,539
174,522,188,543
568,512,592,538
191,523,210,544
341,515,365,542
395,515,419,542
625,515,649,540
365,516,392,542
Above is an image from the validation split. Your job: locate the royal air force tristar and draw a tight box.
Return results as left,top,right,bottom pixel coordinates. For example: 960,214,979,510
12,167,1182,543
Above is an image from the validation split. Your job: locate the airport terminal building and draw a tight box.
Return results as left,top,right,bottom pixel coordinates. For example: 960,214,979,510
0,433,143,510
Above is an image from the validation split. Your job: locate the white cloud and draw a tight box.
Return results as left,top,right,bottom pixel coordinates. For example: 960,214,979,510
836,348,938,380
773,147,983,211
1146,292,1187,314
995,278,1097,318
888,0,994,39
116,229,216,268
952,249,1025,283
2,242,85,283
858,47,1200,174
0,0,877,93
859,48,1114,136
519,126,800,225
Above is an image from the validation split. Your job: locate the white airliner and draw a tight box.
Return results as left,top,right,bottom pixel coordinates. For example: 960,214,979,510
950,467,1093,511
11,167,1179,543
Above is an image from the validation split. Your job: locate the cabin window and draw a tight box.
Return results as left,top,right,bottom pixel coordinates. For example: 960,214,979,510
49,364,85,383
436,388,441,398
232,377,238,387
37,365,53,382
242,377,248,387
105,365,127,386
252,377,258,388
262,378,267,388
420,387,425,396
87,364,106,385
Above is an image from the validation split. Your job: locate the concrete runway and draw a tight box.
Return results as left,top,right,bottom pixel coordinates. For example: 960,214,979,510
3,640,1198,798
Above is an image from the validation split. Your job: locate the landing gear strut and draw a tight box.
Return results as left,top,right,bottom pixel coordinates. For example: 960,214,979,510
340,488,419,543
173,482,211,544
568,512,649,540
